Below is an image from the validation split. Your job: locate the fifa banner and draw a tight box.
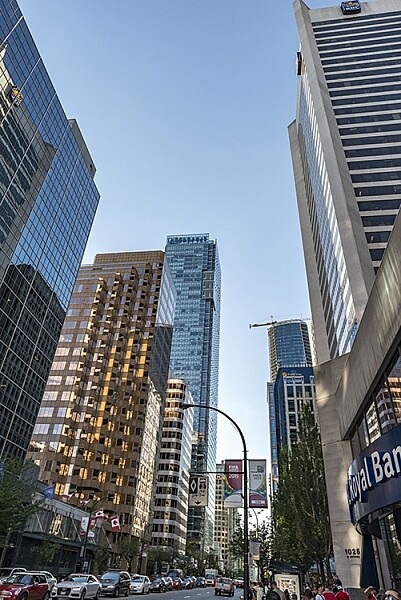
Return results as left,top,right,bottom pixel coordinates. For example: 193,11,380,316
224,459,243,507
249,459,268,508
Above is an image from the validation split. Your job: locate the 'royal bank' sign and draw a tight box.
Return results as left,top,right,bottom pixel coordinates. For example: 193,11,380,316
347,423,401,524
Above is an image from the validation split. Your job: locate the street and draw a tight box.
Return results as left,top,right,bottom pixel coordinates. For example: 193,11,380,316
126,589,242,600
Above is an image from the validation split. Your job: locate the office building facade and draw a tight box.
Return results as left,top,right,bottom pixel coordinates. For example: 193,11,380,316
0,0,100,459
152,378,194,554
268,320,315,490
214,462,238,574
289,0,401,363
28,252,175,548
165,234,221,553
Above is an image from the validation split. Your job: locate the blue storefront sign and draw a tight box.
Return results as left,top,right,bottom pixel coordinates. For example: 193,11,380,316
347,423,401,524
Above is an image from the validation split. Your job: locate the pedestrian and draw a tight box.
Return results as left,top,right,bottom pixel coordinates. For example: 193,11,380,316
385,590,401,600
322,585,336,600
365,587,378,600
291,593,298,600
271,582,286,600
315,584,325,600
284,589,290,600
265,587,281,600
335,587,350,600
333,578,343,589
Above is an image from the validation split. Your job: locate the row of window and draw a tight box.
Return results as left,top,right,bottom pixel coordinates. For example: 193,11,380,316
351,350,401,458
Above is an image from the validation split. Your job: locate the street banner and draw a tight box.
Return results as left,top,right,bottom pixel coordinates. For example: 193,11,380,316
249,540,260,561
189,475,209,507
93,508,104,519
111,514,121,531
249,459,268,508
224,460,243,507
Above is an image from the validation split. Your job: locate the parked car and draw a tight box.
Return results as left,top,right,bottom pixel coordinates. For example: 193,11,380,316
148,579,166,593
182,577,193,590
30,573,57,591
99,571,130,597
0,569,27,584
205,576,216,587
215,578,234,597
129,576,150,595
171,579,182,591
0,573,49,600
52,574,101,600
162,578,172,592
196,578,206,588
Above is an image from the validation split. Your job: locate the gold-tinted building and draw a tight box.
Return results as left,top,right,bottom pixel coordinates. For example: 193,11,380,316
28,251,176,543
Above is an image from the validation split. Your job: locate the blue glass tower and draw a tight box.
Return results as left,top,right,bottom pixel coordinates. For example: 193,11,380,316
0,0,100,459
268,320,315,487
165,233,221,552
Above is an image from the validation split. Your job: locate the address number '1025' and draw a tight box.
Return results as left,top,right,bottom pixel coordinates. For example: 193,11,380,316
344,548,360,556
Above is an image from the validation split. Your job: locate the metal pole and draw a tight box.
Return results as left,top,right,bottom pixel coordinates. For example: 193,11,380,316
180,403,250,600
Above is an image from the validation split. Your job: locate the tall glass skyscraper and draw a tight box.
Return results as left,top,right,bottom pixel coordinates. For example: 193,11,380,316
289,0,401,363
0,0,100,459
268,320,315,490
165,233,221,553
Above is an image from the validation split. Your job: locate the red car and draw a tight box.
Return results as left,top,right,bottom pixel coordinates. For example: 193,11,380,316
0,573,49,600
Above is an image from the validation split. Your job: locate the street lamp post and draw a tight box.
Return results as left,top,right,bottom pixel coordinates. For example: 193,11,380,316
180,403,250,600
248,508,262,583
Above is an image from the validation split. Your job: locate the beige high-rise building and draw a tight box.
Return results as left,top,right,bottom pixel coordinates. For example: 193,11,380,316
152,379,194,554
28,251,176,547
214,462,237,574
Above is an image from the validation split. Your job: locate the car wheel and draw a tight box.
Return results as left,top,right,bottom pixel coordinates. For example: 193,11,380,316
125,588,129,597
95,591,100,600
43,593,50,600
81,591,86,600
20,594,28,600
113,588,119,598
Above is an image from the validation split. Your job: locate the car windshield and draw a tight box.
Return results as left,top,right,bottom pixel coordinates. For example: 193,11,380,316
7,575,34,585
64,576,89,583
101,574,119,581
132,577,144,582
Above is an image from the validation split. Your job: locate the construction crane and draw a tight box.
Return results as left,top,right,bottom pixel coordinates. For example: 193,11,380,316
249,315,311,329
249,320,277,329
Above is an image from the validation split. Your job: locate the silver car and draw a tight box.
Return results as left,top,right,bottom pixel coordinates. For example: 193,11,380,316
52,574,101,600
130,577,150,595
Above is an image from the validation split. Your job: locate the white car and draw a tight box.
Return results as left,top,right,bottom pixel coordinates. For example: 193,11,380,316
130,576,150,595
52,574,101,600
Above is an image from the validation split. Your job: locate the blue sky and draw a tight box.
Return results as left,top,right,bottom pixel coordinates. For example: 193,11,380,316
19,0,330,469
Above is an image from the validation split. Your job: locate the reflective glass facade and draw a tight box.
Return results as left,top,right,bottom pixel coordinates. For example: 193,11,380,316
28,252,175,544
291,0,401,362
165,233,221,552
268,319,313,381
0,0,100,459
268,320,315,483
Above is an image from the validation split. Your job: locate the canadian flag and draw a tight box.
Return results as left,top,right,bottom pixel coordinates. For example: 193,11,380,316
93,509,104,519
110,514,121,531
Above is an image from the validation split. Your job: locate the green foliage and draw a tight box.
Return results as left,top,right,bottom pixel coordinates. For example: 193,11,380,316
145,546,172,575
35,538,61,568
116,536,140,571
271,406,332,575
94,546,112,574
229,515,244,564
0,460,41,545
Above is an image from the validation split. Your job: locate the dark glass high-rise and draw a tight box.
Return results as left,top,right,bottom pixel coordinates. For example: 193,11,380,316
0,0,100,459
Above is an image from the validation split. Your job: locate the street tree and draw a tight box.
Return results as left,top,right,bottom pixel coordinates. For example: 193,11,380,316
116,536,140,571
229,514,244,567
94,546,112,575
146,546,172,575
35,538,61,569
0,460,41,547
271,405,333,581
